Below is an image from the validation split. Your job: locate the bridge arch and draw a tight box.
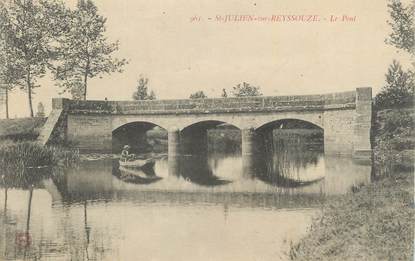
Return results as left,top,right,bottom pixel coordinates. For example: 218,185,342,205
112,121,168,154
112,118,169,132
255,118,324,153
256,118,324,132
180,120,241,155
253,114,324,130
178,117,243,131
181,120,241,132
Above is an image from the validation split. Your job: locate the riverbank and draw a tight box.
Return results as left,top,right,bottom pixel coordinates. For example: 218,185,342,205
289,171,413,260
290,107,414,260
0,117,46,141
0,117,79,162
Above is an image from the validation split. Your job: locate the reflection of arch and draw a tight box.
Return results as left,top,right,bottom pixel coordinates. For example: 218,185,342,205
112,121,167,154
255,172,324,188
256,118,324,132
180,155,232,186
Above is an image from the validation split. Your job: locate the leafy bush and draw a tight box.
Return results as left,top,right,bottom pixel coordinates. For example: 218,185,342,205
374,109,414,176
189,90,207,99
231,82,262,97
375,60,414,109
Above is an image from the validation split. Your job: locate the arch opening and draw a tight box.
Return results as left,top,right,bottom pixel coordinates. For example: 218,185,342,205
256,118,324,154
256,118,323,133
181,120,241,155
253,118,325,185
112,121,168,154
178,120,241,186
181,120,241,133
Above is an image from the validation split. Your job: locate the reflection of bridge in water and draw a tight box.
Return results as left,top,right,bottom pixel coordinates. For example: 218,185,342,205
41,157,371,207
38,88,373,177
1,153,371,260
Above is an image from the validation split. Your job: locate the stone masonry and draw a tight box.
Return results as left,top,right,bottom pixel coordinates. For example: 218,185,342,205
38,88,372,162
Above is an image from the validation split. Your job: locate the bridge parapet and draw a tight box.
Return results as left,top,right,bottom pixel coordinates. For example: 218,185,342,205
52,90,356,115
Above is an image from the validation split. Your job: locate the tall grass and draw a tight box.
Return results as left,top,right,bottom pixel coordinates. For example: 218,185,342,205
0,141,79,188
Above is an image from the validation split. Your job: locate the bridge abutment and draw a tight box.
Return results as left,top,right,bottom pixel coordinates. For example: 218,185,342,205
353,87,372,162
323,109,355,156
67,114,112,153
323,87,372,161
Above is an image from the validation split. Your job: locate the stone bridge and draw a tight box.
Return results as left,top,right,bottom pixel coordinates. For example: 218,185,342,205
38,87,372,167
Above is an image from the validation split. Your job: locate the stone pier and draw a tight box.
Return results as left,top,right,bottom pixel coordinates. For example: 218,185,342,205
242,128,256,177
168,129,181,176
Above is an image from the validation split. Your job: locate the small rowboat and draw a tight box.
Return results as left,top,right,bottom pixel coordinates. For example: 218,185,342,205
117,166,162,184
119,158,155,170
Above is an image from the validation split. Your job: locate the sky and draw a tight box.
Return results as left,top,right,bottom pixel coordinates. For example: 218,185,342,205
2,0,413,118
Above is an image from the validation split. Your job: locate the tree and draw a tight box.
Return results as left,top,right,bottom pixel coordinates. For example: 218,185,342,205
0,24,12,119
36,102,45,117
375,60,414,108
0,36,14,119
132,77,156,100
386,0,415,55
0,0,64,117
231,82,262,97
53,0,127,100
189,90,207,99
221,88,228,98
0,85,11,119
377,1,415,109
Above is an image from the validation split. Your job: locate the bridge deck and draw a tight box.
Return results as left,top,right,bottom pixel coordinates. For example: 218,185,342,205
53,90,356,115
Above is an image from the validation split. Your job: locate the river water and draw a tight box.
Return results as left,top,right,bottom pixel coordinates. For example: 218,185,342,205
0,138,372,260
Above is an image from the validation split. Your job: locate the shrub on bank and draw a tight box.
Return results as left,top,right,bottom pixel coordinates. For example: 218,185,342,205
373,108,414,177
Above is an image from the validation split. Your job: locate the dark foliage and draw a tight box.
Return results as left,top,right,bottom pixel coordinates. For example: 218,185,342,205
375,60,414,109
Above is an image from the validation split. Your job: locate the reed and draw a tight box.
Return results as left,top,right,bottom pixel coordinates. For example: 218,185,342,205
0,141,79,172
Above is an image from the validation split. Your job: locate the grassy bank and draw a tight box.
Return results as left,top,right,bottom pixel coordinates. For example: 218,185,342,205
0,117,78,167
0,117,46,141
290,107,414,260
289,172,413,260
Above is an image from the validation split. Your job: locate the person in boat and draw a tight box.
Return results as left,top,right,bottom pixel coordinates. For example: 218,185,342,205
121,145,135,162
